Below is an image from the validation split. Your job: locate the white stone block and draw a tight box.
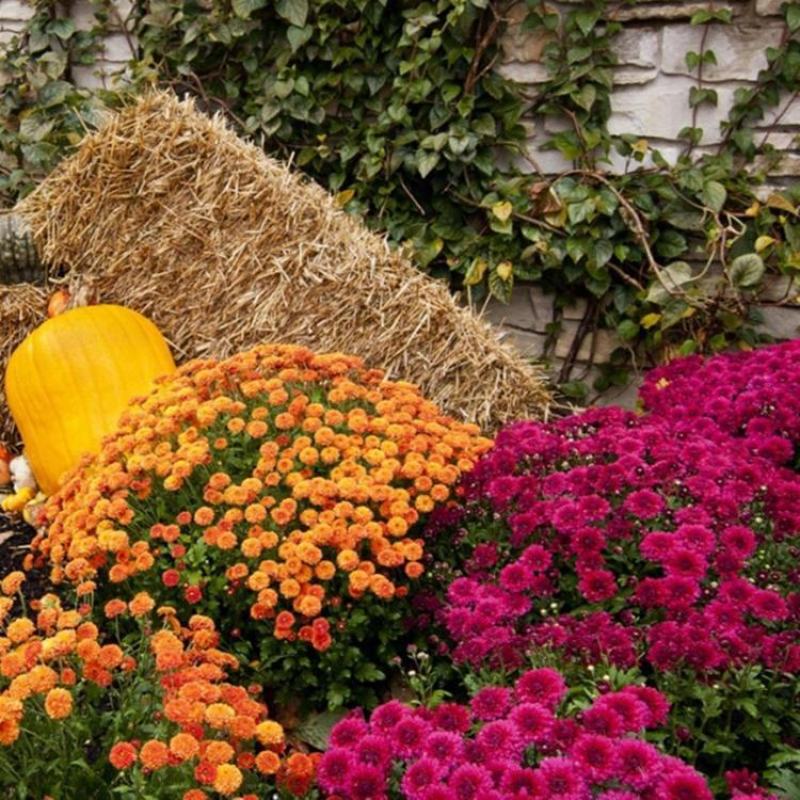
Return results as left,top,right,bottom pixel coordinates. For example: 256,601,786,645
554,322,620,362
498,61,550,86
612,2,742,22
756,306,800,339
661,21,784,81
521,138,574,175
0,0,33,21
102,32,134,62
500,2,554,64
756,0,786,15
614,66,659,86
760,93,800,126
71,64,107,90
613,26,660,68
497,328,548,361
607,74,742,143
752,152,800,176
753,131,800,149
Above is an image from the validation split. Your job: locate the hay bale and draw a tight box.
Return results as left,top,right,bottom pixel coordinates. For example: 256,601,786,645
0,284,49,444
12,91,549,435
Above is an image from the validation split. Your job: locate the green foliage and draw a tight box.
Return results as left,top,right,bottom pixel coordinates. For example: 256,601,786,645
0,0,125,205
1,0,800,385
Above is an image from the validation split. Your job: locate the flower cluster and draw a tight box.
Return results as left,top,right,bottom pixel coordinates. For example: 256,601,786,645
316,668,768,800
32,345,491,703
427,406,800,675
0,580,132,745
639,339,800,466
108,606,316,798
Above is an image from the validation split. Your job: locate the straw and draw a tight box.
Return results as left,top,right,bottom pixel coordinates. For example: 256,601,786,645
5,91,550,446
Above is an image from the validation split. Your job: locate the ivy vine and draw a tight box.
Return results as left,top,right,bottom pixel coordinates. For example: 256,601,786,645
1,0,799,399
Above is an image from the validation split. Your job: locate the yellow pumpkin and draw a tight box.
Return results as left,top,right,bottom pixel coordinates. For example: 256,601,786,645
5,304,175,494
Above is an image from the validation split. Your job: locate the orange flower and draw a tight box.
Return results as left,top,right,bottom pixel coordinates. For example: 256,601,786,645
400,556,421,576
204,702,235,729
44,687,72,719
255,749,281,775
254,720,284,747
6,619,34,644
213,763,243,795
204,740,234,765
169,732,200,761
109,741,137,769
1,572,25,596
104,599,127,619
140,739,170,770
128,592,155,617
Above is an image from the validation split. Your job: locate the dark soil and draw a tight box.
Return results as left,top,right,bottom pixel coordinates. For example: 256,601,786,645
0,511,54,604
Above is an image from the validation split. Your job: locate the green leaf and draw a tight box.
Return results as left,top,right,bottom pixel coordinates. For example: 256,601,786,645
296,710,348,750
729,253,765,288
276,0,308,27
646,261,693,305
47,18,76,39
788,3,800,32
559,380,588,401
232,0,267,16
575,9,601,35
617,319,639,340
286,24,312,51
702,180,727,213
488,269,513,303
464,257,488,286
416,151,440,178
574,84,597,112
19,115,55,143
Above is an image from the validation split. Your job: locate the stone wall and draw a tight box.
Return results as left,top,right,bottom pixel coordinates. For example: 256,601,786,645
500,0,800,181
0,0,133,88
490,0,800,406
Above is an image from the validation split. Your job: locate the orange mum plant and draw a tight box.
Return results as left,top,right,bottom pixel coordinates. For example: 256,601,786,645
32,345,492,707
0,579,309,798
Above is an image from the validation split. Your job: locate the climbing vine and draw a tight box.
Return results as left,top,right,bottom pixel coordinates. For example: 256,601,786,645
0,0,799,397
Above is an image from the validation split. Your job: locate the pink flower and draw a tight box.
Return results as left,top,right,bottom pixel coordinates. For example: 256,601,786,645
470,686,512,721
515,668,567,709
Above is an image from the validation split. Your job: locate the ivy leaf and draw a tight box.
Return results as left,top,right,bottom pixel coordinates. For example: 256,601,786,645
491,201,513,223
488,269,513,303
416,151,440,178
232,0,266,17
788,3,800,32
19,115,55,143
463,257,488,286
575,9,601,35
286,25,312,51
617,319,639,340
646,261,693,305
276,0,308,27
729,253,765,288
46,18,75,39
766,192,797,214
755,235,776,253
496,261,513,281
593,239,613,269
574,84,597,112
702,180,727,213
640,312,662,329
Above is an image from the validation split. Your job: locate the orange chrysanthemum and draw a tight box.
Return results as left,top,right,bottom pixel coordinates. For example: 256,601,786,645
43,687,72,720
